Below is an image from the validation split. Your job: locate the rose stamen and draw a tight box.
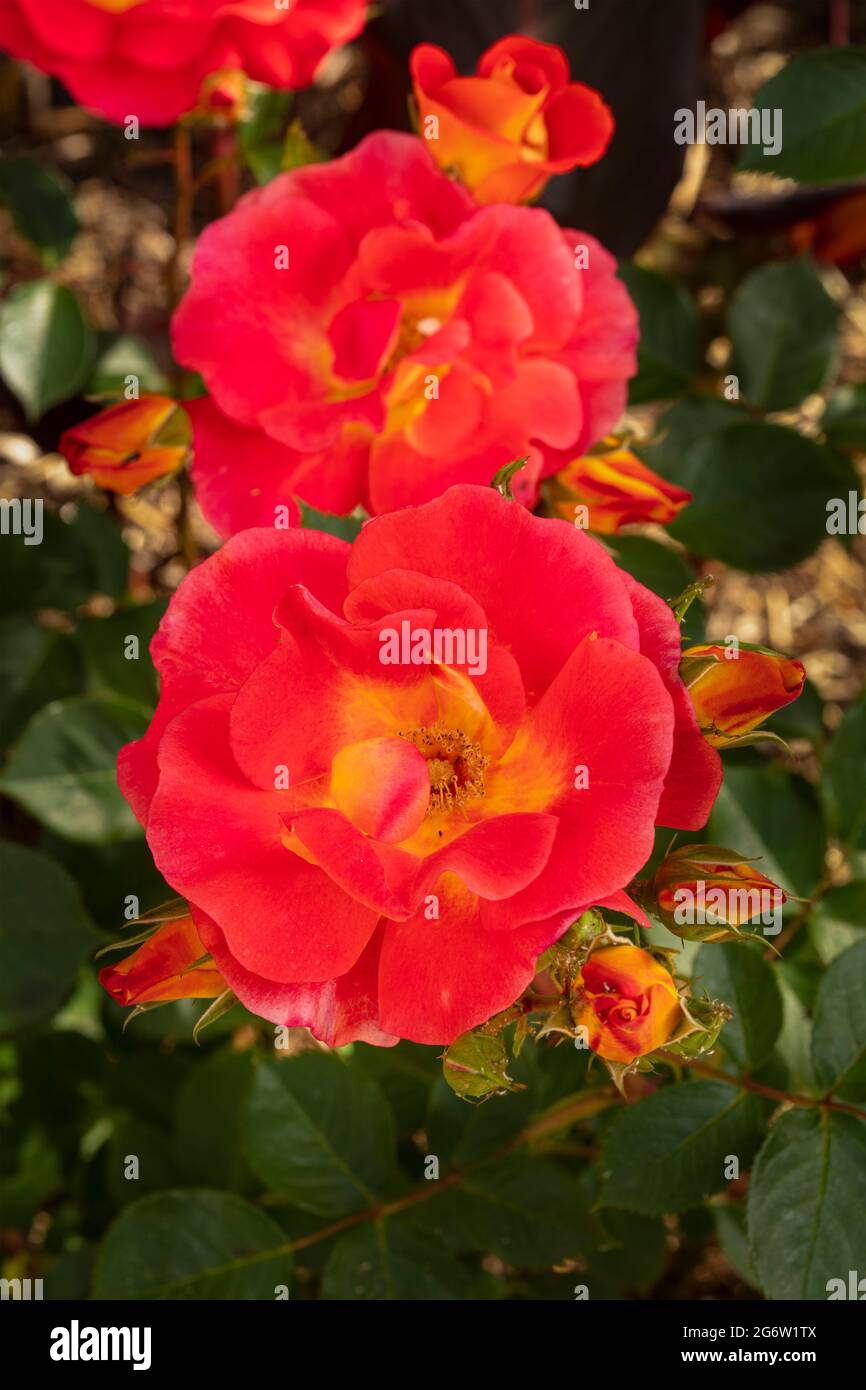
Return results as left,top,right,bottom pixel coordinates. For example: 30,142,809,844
398,719,489,815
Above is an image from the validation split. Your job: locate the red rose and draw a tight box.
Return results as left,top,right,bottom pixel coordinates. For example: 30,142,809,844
116,485,721,1046
172,131,638,533
0,0,366,126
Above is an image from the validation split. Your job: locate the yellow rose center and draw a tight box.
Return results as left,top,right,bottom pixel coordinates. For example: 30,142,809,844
398,721,489,816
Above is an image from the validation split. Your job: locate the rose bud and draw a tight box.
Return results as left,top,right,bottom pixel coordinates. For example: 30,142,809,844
410,36,614,206
99,914,225,1008
680,642,806,748
196,69,249,125
652,844,786,942
60,395,190,496
549,443,691,534
570,944,682,1063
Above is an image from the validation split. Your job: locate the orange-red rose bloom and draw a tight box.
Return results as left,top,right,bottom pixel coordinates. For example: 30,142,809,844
550,444,692,534
59,395,188,495
571,944,682,1063
99,915,225,1007
0,0,366,126
174,131,637,532
411,36,614,206
681,643,806,747
113,485,721,1047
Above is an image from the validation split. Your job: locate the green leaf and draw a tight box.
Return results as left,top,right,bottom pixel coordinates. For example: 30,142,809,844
726,260,838,411
693,943,783,1070
823,383,866,453
0,281,95,419
607,535,704,642
104,1117,178,1207
809,882,866,965
748,1109,866,1299
661,423,849,572
239,87,293,184
87,333,170,396
0,696,148,843
706,758,825,899
175,1050,258,1192
618,263,701,403
774,974,817,1095
420,1155,594,1266
349,1040,440,1136
0,842,97,1033
0,1131,62,1226
738,47,866,183
811,939,866,1100
92,1190,291,1299
585,1208,669,1298
243,1054,396,1216
427,1069,534,1169
0,614,83,750
0,505,129,615
321,1217,468,1300
601,1081,769,1214
297,498,364,541
714,1203,759,1289
822,692,866,869
0,157,79,265
75,601,166,711
643,395,749,466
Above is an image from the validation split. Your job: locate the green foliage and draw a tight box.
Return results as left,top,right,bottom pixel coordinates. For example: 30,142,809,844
0,157,78,266
748,1110,866,1299
298,498,365,540
92,1191,292,1299
243,1054,397,1215
738,47,866,183
618,263,701,402
0,281,95,419
0,33,863,1309
601,1081,770,1215
0,696,149,844
659,421,851,573
692,944,783,1070
726,260,839,411
822,692,866,871
0,843,98,1033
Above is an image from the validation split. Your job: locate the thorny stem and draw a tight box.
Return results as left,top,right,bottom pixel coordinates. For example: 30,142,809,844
253,1057,865,1265
657,1051,866,1120
133,1059,860,1293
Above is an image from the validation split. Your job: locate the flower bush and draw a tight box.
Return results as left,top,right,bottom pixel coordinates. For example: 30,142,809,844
1,7,866,1312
